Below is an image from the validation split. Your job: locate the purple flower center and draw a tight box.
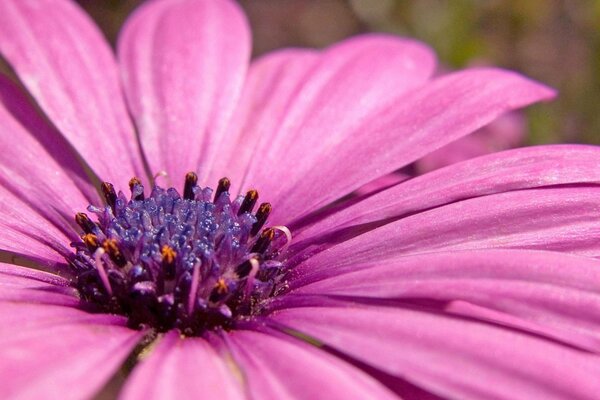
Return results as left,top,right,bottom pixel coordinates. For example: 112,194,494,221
68,173,290,336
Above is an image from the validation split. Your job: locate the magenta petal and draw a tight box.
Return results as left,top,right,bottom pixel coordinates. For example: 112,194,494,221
0,75,96,236
293,186,600,284
0,303,142,400
224,329,398,400
0,188,74,268
271,306,600,399
210,48,320,187
0,0,146,189
0,263,76,305
118,0,251,183
296,144,600,241
292,249,600,351
270,68,555,224
238,34,436,209
121,331,244,400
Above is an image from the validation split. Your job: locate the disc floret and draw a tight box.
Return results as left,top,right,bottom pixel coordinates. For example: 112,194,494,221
69,174,289,335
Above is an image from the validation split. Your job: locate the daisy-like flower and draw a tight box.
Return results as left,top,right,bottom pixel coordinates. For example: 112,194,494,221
2,0,600,399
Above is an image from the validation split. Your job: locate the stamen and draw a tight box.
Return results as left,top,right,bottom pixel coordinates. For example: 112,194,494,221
214,177,231,202
270,225,293,254
183,172,198,200
82,233,99,251
238,189,259,215
251,228,275,254
101,182,117,210
235,256,260,278
102,238,126,267
187,261,201,314
128,177,145,201
209,278,229,303
93,248,113,296
251,202,272,236
161,245,176,279
75,212,97,234
70,175,291,335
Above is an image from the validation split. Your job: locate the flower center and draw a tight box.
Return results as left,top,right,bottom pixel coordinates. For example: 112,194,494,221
68,173,290,336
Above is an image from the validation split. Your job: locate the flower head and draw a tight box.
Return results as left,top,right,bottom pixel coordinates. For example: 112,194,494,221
1,0,600,399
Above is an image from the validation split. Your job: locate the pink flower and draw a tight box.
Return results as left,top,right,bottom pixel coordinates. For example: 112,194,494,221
1,0,599,399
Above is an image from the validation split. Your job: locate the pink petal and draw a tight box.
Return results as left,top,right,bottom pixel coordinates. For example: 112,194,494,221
0,75,96,237
0,75,98,202
210,48,320,187
0,0,146,190
238,34,436,207
270,68,555,224
292,186,600,284
0,187,74,269
121,331,244,400
118,0,251,183
0,263,76,305
0,302,143,400
222,329,398,400
294,145,600,247
291,249,600,351
271,306,600,399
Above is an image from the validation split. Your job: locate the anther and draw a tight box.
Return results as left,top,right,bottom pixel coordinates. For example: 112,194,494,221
209,278,228,303
102,238,126,267
82,233,99,251
183,172,198,200
251,228,275,254
101,182,117,210
238,189,259,215
128,177,145,201
161,245,177,279
235,256,260,278
214,177,230,202
75,212,97,234
251,202,272,236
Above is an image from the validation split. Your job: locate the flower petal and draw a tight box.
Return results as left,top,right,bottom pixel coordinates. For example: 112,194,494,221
238,34,436,208
290,249,600,351
223,329,398,400
209,48,320,187
0,302,142,400
291,186,600,285
0,75,97,235
0,263,76,305
294,144,600,244
270,68,555,224
0,0,146,189
271,306,600,400
121,331,244,400
118,0,251,182
0,187,73,269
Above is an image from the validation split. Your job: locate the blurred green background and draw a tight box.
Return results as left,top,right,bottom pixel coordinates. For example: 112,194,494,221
79,0,600,145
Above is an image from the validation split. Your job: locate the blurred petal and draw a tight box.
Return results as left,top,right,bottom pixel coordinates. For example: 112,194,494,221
121,331,244,400
272,306,600,400
290,249,600,351
118,0,251,182
0,0,146,189
271,68,555,224
223,329,398,400
0,302,142,400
